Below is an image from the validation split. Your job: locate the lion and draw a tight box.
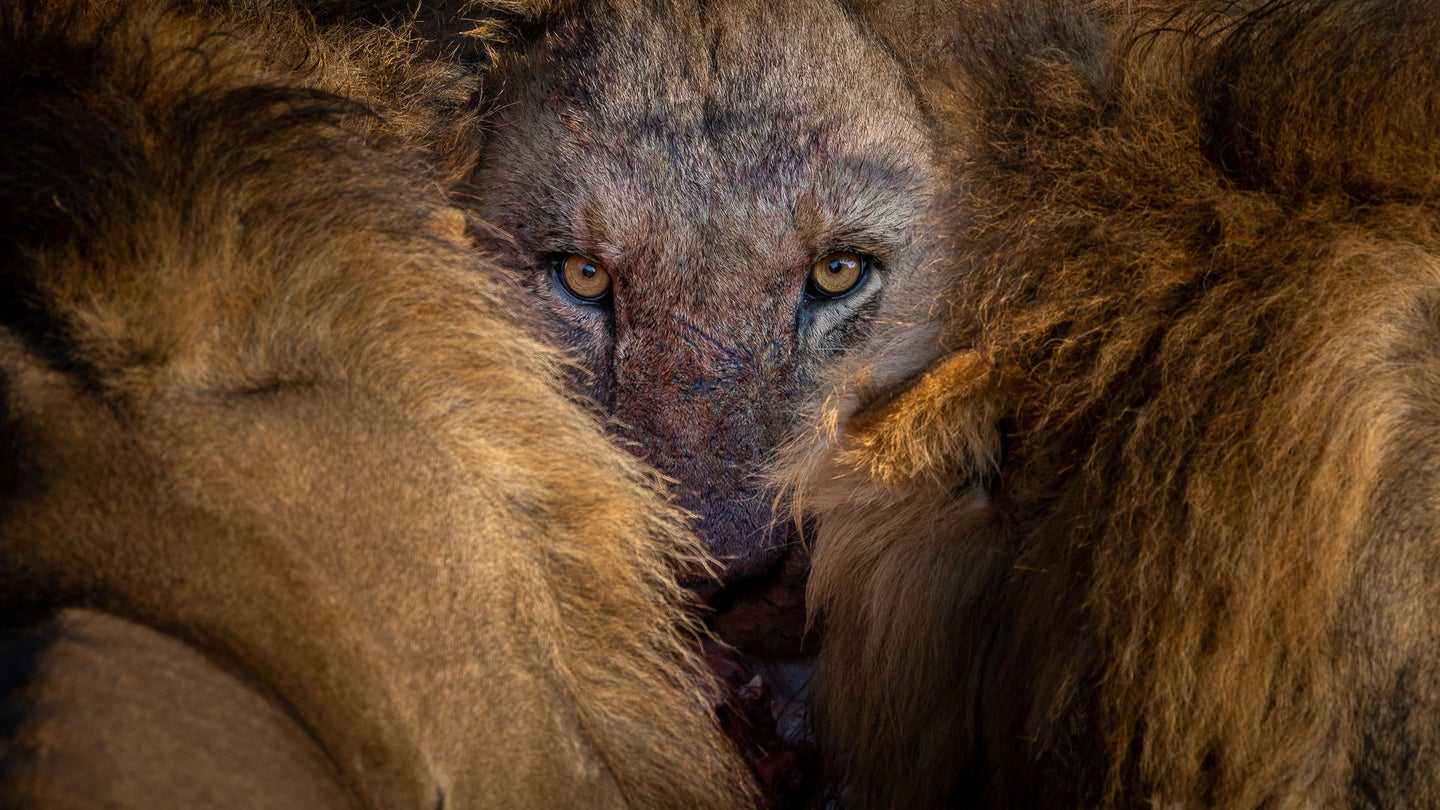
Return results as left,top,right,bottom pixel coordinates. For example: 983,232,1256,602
458,1,945,799
779,0,1440,806
467,0,941,630
0,1,753,807
455,3,950,795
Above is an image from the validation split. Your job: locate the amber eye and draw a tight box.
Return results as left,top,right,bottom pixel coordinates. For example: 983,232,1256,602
807,251,868,299
555,253,612,302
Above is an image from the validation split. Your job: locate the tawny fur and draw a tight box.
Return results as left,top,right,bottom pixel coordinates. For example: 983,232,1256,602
0,2,753,807
465,0,942,665
781,0,1440,806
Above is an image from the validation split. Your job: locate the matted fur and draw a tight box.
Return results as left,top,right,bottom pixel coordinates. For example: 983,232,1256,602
0,1,752,807
781,0,1440,806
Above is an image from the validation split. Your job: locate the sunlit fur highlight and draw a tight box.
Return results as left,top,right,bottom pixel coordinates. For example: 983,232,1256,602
0,2,753,807
780,0,1440,806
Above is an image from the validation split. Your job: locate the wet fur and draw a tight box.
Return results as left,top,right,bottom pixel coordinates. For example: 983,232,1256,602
782,0,1440,806
0,2,752,807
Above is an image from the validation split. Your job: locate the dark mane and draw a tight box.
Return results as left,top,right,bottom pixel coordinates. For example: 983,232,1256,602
790,0,1440,805
0,2,752,806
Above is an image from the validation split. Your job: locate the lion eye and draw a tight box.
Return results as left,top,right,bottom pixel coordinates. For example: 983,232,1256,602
555,254,612,302
807,251,868,298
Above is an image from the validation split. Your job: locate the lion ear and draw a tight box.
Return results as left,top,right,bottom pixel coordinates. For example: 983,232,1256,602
842,350,1004,490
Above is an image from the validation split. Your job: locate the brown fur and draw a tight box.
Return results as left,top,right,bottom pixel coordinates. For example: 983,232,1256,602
0,1,753,806
0,609,362,809
781,0,1440,806
464,0,943,668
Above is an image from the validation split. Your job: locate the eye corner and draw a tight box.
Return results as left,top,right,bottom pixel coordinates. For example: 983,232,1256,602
805,249,875,301
548,251,614,305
